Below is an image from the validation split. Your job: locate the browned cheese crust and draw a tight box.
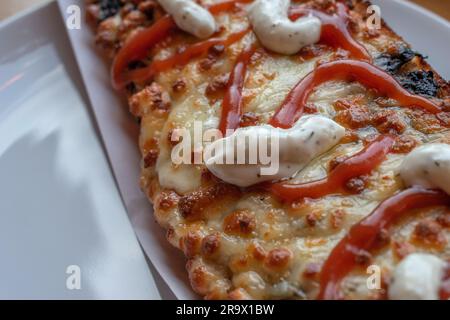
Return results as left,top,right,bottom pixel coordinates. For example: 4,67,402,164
86,0,450,299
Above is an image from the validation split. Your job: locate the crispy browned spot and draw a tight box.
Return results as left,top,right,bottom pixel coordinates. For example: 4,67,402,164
198,45,224,73
372,110,406,134
119,10,148,36
305,211,320,227
202,233,221,257
239,112,260,127
329,209,346,229
205,73,229,98
141,136,158,153
340,130,360,144
179,183,241,221
224,210,256,237
172,78,187,93
407,109,443,134
303,103,318,114
411,219,447,249
129,82,171,117
437,112,450,127
183,231,203,258
344,175,368,194
137,0,157,15
156,191,179,211
186,261,209,296
249,242,266,261
95,16,120,57
264,248,292,270
436,212,450,228
208,44,225,57
334,99,371,129
143,149,158,168
391,135,418,154
199,57,216,72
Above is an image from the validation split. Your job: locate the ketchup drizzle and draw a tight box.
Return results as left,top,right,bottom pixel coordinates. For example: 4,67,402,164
112,15,176,89
317,187,450,300
124,28,250,86
269,60,441,129
270,135,394,202
111,0,253,89
289,2,371,61
207,0,254,15
219,46,257,134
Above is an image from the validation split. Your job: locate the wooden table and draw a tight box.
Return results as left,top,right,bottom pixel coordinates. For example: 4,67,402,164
0,0,449,22
411,0,450,21
0,0,49,20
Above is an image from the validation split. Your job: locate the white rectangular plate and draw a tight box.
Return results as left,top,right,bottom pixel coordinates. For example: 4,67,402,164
0,1,160,299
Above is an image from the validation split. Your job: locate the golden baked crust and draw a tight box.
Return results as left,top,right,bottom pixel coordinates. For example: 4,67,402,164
87,0,450,299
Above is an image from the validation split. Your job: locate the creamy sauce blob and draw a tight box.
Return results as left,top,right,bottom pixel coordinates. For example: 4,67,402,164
204,115,345,187
158,0,216,38
400,143,450,195
248,0,322,55
388,253,446,300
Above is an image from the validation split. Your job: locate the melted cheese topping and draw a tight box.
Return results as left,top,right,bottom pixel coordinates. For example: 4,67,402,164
400,144,450,195
119,0,450,300
204,115,345,187
158,0,216,38
156,147,202,194
248,0,321,55
388,253,445,300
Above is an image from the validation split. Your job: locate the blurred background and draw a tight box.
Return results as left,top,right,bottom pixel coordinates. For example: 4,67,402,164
1,0,449,21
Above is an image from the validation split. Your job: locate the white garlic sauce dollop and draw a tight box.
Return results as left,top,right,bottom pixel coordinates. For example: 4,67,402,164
400,143,450,195
248,0,322,55
388,253,446,300
204,115,345,187
158,0,216,38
